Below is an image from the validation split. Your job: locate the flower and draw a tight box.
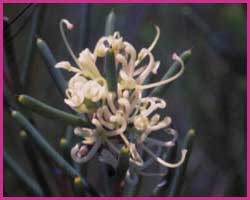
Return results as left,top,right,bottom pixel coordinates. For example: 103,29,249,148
55,18,188,179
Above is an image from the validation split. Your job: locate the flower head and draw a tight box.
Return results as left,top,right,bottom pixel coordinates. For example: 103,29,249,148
55,18,187,179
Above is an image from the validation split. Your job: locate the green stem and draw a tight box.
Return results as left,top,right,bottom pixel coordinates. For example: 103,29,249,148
154,144,178,196
36,38,67,97
150,50,192,97
19,130,51,195
17,94,90,127
21,5,46,85
105,10,116,36
112,146,130,195
104,50,117,92
168,129,196,196
11,110,100,196
4,151,44,196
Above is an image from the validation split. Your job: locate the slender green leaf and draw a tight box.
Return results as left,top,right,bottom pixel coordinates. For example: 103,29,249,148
153,144,178,196
115,146,130,183
11,110,99,196
104,50,117,92
21,5,46,85
36,38,67,97
105,10,116,36
17,94,90,127
168,129,196,196
19,130,51,195
4,151,44,196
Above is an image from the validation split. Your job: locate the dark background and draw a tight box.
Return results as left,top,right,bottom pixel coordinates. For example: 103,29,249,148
4,3,246,196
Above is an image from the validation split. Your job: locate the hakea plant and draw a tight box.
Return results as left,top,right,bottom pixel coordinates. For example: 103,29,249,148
5,9,195,196
55,18,187,182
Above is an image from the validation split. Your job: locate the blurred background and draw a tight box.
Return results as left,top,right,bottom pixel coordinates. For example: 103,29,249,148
3,3,246,196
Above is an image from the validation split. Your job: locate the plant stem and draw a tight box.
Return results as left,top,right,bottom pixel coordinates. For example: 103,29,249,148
4,151,44,196
21,5,46,86
17,94,90,127
19,130,51,195
36,38,67,97
105,10,116,36
11,110,100,196
168,129,196,196
104,50,117,92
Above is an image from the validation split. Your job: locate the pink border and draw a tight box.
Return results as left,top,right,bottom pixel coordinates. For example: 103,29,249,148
1,0,249,3
1,1,248,200
247,2,249,199
1,1,3,200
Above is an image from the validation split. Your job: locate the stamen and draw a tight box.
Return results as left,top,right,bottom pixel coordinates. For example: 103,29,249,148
136,50,155,84
124,42,137,76
96,108,115,130
135,25,160,66
140,97,166,117
118,98,131,118
60,19,80,68
148,25,160,53
133,65,146,77
152,61,160,74
137,53,185,90
116,54,128,74
141,143,188,168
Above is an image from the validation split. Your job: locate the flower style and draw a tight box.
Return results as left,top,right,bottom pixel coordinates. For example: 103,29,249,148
55,18,188,181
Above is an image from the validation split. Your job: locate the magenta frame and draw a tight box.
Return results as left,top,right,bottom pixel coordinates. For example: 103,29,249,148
0,1,248,200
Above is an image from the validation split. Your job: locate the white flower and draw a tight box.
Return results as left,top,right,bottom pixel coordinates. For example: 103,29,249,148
133,115,149,131
63,74,106,113
55,18,189,178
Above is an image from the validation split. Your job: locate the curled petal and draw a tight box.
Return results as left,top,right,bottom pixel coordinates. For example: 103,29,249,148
152,61,160,74
133,115,149,131
140,97,166,117
137,52,185,90
55,61,81,73
136,25,160,65
119,70,137,90
78,49,103,79
141,143,188,168
116,53,128,74
74,127,95,138
150,116,172,132
136,50,155,84
150,114,160,126
118,97,131,118
94,37,110,57
124,42,137,76
128,143,144,166
71,139,101,163
96,107,115,130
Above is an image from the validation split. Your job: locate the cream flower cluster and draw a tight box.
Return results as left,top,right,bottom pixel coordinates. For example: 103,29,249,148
55,19,187,181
